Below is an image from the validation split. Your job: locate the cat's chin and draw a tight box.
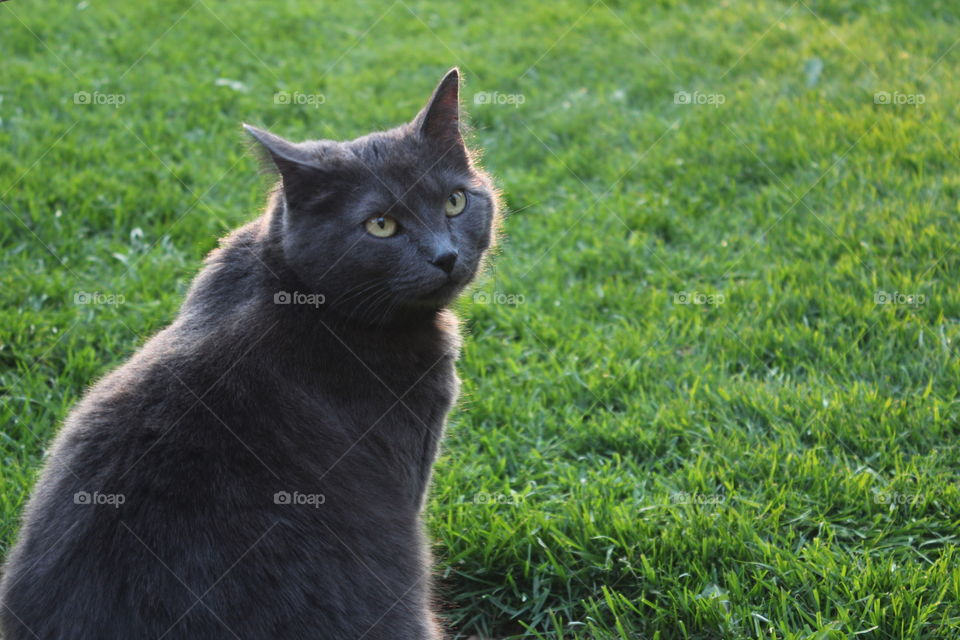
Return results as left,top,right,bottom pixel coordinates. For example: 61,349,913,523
413,279,465,309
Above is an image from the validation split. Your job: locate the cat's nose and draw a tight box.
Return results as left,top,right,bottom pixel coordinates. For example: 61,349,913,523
430,249,458,274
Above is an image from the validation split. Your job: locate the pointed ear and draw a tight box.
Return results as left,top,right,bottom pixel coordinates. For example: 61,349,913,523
414,68,465,154
243,124,322,207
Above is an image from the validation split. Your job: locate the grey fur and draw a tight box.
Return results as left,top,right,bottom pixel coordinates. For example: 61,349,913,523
0,68,499,639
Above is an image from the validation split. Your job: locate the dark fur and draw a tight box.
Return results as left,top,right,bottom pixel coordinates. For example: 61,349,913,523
0,68,499,639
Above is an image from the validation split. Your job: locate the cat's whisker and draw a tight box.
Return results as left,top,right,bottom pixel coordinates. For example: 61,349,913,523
357,287,394,324
347,282,386,320
335,275,386,300
367,288,400,325
378,297,405,327
334,278,385,306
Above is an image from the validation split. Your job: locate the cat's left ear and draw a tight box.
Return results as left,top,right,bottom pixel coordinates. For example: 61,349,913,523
243,124,324,208
414,68,467,162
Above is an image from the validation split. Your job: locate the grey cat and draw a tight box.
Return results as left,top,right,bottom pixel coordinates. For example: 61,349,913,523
0,68,499,639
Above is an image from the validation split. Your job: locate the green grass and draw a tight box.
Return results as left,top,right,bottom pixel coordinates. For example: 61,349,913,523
3,0,960,638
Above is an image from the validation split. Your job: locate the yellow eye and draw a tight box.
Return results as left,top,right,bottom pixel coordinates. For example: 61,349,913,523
444,189,467,217
364,215,398,238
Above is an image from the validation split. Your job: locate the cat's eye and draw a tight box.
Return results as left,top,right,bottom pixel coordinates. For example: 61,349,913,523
444,189,467,217
364,215,399,238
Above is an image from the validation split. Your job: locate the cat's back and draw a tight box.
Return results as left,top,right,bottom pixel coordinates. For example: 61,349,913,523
0,278,461,640
0,240,295,638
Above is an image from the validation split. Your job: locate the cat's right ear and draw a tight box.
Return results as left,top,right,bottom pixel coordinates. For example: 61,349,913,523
414,68,469,168
243,124,321,207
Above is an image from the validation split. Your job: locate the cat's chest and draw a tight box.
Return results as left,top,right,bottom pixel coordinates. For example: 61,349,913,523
277,344,457,502
278,336,459,432
334,347,456,419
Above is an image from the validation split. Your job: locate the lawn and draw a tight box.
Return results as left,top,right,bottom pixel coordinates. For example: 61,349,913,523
2,0,960,638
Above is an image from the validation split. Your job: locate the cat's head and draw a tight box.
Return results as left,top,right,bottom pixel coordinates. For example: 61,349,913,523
245,68,499,325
